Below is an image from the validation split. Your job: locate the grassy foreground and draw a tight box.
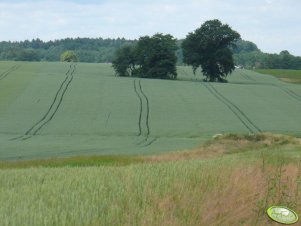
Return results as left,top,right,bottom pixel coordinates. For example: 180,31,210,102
255,69,301,84
1,133,301,226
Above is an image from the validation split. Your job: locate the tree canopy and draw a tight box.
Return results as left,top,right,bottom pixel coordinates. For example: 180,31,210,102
112,46,136,77
60,51,78,62
112,33,178,79
182,19,241,82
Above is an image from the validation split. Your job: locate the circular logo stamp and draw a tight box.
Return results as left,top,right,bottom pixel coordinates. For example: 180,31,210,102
267,206,298,224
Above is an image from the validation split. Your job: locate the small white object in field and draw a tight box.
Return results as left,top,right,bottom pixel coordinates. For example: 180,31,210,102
213,133,223,139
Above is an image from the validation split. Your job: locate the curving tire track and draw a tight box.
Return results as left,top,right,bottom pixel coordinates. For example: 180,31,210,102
11,64,77,141
142,138,157,147
25,65,74,134
202,82,261,133
139,80,150,136
32,69,75,135
0,65,20,81
133,79,152,146
133,80,143,136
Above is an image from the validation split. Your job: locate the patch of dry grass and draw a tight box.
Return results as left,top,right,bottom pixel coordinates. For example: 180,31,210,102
138,162,301,226
147,133,301,163
280,77,301,84
198,163,301,226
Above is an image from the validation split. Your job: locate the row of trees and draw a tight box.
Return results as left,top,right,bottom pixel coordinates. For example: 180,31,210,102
230,39,301,69
1,35,301,71
112,34,177,79
0,38,135,62
113,20,240,82
0,37,183,64
233,49,301,69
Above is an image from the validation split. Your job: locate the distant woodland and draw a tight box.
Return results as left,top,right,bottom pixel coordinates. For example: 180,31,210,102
0,37,301,69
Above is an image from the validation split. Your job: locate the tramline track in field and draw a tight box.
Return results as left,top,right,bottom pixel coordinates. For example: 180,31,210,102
237,70,301,102
202,82,261,133
133,79,143,136
0,65,20,81
273,84,301,102
133,79,156,146
11,64,77,141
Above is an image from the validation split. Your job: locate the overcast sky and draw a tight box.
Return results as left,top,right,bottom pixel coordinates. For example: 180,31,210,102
0,0,300,55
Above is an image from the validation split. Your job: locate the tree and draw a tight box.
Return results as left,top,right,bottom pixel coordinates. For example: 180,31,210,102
112,33,178,79
60,51,78,62
112,45,137,76
182,19,240,82
135,33,178,79
280,50,296,69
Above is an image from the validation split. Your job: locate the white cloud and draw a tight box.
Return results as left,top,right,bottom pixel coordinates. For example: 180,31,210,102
0,0,300,55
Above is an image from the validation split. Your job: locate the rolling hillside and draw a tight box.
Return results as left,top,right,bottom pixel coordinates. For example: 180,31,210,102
0,61,301,160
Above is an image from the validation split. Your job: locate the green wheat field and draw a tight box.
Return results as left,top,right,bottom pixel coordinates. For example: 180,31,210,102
1,61,301,160
1,61,301,225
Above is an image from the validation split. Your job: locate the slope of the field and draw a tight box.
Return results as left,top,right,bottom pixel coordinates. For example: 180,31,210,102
0,62,301,160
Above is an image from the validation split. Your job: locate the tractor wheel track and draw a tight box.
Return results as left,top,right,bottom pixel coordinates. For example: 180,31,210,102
221,81,301,102
142,138,157,147
202,82,261,133
273,84,301,102
208,83,261,132
25,65,75,135
0,65,20,81
138,80,150,136
11,64,76,141
32,71,75,136
133,79,152,146
203,83,254,133
133,80,143,136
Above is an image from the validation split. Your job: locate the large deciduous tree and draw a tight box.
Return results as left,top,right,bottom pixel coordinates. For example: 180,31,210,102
112,33,178,79
182,19,240,82
136,34,178,79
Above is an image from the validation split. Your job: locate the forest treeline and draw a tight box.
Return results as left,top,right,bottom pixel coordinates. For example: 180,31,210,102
232,40,301,69
0,37,301,69
0,38,134,63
